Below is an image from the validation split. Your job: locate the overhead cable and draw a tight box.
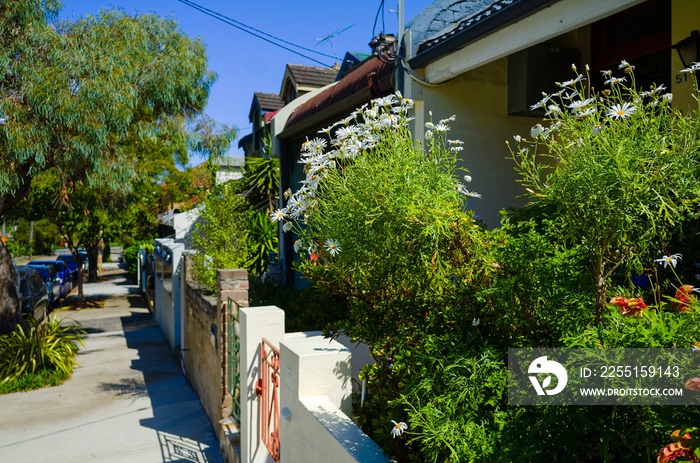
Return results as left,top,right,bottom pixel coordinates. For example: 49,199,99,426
174,0,335,67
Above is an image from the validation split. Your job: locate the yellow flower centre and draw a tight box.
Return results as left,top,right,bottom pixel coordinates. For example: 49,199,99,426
395,423,402,429
617,110,625,116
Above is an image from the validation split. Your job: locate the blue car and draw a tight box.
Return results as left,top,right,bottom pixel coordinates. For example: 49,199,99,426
28,260,73,298
27,264,62,309
16,266,49,322
56,254,81,283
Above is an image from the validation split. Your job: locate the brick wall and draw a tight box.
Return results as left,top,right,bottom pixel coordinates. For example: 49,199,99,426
182,255,248,463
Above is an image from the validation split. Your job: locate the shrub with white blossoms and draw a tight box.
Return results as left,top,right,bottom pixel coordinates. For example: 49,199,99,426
509,61,700,324
269,92,488,460
270,92,480,262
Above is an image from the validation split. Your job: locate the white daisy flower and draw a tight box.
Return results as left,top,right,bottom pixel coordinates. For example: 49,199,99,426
472,317,480,326
270,208,287,222
390,420,408,438
513,135,522,142
681,62,700,73
574,107,597,118
567,98,595,110
607,102,637,120
282,221,293,233
464,175,472,183
592,124,604,136
545,104,562,116
293,240,303,253
530,124,544,138
604,76,627,85
530,94,551,111
618,59,631,69
324,239,342,256
562,74,586,87
654,253,682,269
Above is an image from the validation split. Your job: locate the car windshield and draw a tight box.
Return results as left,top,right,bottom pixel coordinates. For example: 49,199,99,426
58,255,77,265
30,262,63,274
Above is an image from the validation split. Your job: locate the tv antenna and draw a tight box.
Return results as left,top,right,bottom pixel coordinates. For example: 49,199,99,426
316,25,354,60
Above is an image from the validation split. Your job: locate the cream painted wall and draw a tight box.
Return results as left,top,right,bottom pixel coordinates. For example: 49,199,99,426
671,0,700,112
408,58,541,229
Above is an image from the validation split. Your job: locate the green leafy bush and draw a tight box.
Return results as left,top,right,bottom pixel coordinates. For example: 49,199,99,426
123,240,153,280
191,181,252,292
510,63,700,323
269,62,700,461
0,317,85,384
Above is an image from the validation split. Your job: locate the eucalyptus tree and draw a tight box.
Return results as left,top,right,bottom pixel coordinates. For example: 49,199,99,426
0,1,229,333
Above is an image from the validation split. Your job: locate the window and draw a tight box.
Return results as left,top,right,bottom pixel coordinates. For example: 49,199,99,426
591,0,671,90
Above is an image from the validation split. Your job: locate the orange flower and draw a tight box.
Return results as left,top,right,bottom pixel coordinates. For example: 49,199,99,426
657,430,698,463
672,285,696,312
685,378,700,392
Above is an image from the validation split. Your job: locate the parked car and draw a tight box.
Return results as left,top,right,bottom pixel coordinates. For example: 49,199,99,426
17,266,49,322
28,260,72,298
56,254,80,283
27,264,61,309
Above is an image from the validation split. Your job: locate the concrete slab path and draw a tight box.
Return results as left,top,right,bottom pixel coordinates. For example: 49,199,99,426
0,265,222,463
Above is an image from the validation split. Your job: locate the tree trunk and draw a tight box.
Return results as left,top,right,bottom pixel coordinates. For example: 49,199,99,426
87,245,99,282
97,238,104,272
0,240,29,335
74,252,85,301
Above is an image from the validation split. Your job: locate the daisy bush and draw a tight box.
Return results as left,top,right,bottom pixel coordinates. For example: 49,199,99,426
267,64,700,461
510,62,700,324
272,93,503,459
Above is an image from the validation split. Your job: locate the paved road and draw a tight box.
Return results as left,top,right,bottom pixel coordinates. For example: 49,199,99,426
0,265,222,463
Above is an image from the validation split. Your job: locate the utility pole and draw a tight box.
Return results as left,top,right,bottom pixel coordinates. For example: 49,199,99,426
397,0,405,95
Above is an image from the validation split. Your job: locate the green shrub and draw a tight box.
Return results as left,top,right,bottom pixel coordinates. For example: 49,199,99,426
0,317,85,383
191,181,252,292
123,240,153,280
510,64,700,323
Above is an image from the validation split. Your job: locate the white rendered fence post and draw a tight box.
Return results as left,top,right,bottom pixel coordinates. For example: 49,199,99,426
240,306,285,463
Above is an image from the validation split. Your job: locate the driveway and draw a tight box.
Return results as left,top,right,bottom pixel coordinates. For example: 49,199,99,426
0,264,222,463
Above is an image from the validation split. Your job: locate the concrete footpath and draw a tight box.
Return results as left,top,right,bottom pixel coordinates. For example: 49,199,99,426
0,264,222,463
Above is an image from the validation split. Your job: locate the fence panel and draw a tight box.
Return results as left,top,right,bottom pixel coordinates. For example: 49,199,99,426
227,298,241,424
256,337,280,462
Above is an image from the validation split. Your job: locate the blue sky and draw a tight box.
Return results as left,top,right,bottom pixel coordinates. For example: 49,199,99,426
58,0,434,165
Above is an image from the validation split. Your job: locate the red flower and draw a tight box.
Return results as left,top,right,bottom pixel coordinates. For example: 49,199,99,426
609,296,647,317
609,296,628,307
672,285,696,312
620,298,647,317
657,430,698,463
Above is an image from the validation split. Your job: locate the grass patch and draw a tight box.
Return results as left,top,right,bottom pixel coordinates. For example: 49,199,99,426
0,368,71,394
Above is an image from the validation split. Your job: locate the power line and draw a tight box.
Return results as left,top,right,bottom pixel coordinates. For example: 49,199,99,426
174,0,337,67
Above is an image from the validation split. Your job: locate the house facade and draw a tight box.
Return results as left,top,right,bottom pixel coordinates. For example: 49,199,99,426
400,0,697,228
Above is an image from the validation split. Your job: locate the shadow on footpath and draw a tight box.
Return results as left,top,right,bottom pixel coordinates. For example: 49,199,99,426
112,289,220,463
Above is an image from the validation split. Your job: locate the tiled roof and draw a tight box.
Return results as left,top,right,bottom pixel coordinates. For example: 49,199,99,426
408,0,558,68
283,56,394,133
254,92,284,112
287,64,338,86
